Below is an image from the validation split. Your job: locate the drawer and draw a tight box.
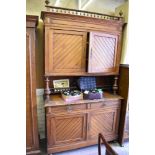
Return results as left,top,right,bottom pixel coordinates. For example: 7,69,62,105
90,100,121,109
47,104,87,114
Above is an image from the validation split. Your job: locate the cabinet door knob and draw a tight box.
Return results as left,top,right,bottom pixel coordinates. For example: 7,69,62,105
101,102,106,107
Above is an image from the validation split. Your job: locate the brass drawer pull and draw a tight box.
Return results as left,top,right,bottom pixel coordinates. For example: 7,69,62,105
101,102,106,106
67,105,72,112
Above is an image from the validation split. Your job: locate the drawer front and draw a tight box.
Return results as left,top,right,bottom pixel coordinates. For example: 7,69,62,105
90,100,121,109
47,104,87,114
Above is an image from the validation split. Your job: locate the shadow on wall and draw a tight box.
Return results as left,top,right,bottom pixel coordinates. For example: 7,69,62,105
36,20,44,88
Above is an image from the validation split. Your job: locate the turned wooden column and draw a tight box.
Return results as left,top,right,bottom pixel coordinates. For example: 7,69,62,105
113,76,118,95
44,76,50,100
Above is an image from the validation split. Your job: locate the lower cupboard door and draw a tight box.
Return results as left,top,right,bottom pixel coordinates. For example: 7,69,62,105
89,108,120,141
47,113,87,146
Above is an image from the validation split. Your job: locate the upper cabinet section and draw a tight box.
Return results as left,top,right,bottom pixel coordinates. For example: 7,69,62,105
41,8,124,76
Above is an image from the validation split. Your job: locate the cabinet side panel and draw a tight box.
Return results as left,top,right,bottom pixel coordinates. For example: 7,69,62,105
26,32,34,149
26,28,40,153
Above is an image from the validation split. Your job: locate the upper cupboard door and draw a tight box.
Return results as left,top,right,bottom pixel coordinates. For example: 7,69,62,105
46,29,87,75
88,32,119,74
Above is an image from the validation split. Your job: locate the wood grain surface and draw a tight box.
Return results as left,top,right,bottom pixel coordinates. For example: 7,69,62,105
26,15,40,155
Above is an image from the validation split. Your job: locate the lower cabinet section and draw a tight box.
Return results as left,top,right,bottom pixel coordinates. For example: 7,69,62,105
46,99,121,154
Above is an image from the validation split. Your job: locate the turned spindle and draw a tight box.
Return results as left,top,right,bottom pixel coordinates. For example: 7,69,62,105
44,76,50,100
113,76,118,95
45,0,50,5
119,10,123,17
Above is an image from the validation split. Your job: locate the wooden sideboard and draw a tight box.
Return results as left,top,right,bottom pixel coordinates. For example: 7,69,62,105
45,92,123,154
41,7,126,155
26,15,40,155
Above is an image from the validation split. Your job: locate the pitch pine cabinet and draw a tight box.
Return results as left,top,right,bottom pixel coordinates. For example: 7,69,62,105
41,11,124,76
41,7,125,155
26,15,40,155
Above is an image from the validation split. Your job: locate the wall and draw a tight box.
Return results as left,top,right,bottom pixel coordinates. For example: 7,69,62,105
84,0,125,15
115,1,129,64
36,89,45,139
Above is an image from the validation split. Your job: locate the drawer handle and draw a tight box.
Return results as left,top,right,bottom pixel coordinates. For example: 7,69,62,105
100,102,106,106
67,105,72,112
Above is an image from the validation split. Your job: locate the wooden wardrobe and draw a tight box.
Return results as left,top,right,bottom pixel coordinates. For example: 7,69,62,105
26,15,40,155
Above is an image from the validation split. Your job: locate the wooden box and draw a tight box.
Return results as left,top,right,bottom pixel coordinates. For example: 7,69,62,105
62,93,83,102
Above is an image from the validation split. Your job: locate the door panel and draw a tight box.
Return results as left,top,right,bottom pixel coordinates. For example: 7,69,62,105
88,32,118,73
47,113,87,146
89,108,120,140
47,29,87,74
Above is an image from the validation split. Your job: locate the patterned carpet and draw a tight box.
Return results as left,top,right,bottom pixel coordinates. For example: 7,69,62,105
40,139,129,155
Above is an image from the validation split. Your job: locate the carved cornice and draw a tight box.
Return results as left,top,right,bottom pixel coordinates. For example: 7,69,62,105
26,15,38,28
41,6,124,23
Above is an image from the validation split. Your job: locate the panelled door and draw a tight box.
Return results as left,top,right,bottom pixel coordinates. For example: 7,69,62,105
88,32,118,74
46,29,87,75
88,108,120,141
47,112,87,146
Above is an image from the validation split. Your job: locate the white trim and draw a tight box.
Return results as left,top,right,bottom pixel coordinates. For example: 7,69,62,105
36,88,44,96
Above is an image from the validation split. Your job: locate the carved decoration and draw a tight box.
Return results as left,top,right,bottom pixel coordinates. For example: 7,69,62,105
45,0,50,5
119,10,123,17
113,76,118,95
44,6,123,21
45,76,51,100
